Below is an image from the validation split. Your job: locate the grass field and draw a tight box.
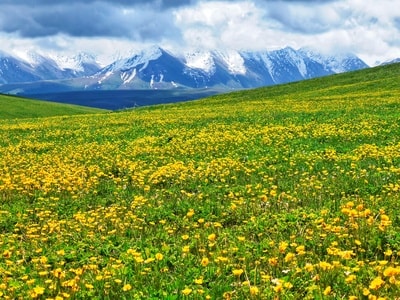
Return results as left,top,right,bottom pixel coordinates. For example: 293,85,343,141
0,94,107,119
0,63,399,299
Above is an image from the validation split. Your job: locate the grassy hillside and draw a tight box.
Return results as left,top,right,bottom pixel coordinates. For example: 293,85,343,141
172,61,399,108
0,63,399,299
0,94,108,119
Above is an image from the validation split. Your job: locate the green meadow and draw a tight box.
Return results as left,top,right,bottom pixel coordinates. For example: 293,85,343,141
0,94,106,119
0,63,399,299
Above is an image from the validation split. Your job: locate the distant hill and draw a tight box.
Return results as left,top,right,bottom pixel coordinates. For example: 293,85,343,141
196,61,399,108
0,94,108,119
381,58,400,65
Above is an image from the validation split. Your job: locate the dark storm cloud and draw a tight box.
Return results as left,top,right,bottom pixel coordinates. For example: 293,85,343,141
0,0,342,39
0,0,192,8
0,1,182,41
0,0,361,41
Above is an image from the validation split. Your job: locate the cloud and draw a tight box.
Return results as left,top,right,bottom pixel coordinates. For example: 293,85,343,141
0,0,193,9
0,0,398,65
174,0,349,50
175,1,273,50
263,1,346,34
394,17,400,30
0,1,182,42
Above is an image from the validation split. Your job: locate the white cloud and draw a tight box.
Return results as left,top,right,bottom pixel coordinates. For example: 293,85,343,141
0,0,399,66
172,0,399,64
174,1,281,50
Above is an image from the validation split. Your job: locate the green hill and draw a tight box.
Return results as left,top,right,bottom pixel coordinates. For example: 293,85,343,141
0,94,108,119
0,63,399,299
174,62,399,107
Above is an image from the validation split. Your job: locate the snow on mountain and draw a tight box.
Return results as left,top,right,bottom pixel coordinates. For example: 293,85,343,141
94,46,187,89
121,69,137,85
0,50,101,87
298,47,368,74
12,50,100,74
93,46,368,89
49,52,99,73
184,50,215,73
283,47,308,78
213,50,246,75
88,46,368,90
380,58,400,65
0,45,369,93
0,51,41,84
14,50,48,67
101,46,163,74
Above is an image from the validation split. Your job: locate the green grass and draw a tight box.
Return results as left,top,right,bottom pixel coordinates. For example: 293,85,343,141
0,63,399,299
177,62,399,106
0,94,108,119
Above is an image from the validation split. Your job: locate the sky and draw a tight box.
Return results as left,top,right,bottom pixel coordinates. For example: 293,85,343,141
0,0,399,66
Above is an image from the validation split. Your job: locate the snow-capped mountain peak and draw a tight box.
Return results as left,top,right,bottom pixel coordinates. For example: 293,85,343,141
49,52,98,72
123,46,163,71
184,50,215,73
213,50,246,75
102,46,164,73
13,50,49,67
0,45,370,93
298,47,365,74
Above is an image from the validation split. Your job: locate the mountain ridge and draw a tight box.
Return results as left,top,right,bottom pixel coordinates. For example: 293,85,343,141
0,46,373,94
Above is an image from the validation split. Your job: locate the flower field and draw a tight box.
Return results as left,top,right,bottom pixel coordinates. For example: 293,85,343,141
0,64,400,299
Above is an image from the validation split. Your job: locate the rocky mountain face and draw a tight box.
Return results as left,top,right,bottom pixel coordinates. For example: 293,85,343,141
0,46,369,94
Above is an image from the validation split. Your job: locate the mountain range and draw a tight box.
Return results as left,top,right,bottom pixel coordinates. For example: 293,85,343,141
0,46,376,94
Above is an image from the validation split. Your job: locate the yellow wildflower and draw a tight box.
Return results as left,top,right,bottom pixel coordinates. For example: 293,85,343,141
208,233,216,241
304,263,314,272
384,249,393,256
186,209,195,218
201,257,209,267
296,245,306,255
279,241,288,253
369,276,385,290
194,277,203,285
268,257,278,266
323,286,331,295
284,252,295,262
273,284,283,293
345,274,357,283
3,249,11,258
249,286,259,296
232,269,244,276
383,266,400,277
181,288,192,296
33,286,45,295
319,261,333,271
